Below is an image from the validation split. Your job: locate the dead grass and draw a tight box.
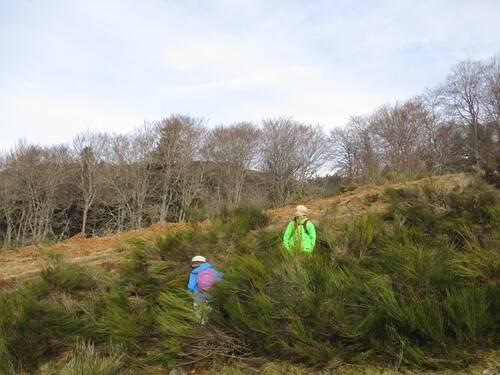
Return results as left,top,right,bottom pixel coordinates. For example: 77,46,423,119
0,221,200,286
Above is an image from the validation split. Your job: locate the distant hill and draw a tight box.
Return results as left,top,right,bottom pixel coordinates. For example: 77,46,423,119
0,173,473,287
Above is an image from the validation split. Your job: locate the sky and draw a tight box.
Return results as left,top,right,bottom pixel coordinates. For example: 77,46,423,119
1,0,499,152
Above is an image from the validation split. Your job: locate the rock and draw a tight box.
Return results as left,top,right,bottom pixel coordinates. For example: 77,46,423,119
483,368,498,375
169,366,188,375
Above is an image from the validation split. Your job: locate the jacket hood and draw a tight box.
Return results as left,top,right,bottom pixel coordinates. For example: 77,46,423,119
191,262,212,274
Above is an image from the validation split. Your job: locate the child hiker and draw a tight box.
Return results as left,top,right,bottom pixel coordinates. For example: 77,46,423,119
283,205,316,253
187,255,222,325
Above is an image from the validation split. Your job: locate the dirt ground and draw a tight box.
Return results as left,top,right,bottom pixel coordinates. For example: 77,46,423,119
0,174,472,288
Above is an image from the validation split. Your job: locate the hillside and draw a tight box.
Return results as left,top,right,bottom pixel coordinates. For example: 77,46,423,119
0,173,472,287
1,172,499,375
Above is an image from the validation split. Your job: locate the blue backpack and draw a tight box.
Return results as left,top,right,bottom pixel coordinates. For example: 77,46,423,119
196,268,216,292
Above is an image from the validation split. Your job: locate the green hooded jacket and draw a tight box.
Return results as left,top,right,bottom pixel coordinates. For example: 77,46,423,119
283,217,316,253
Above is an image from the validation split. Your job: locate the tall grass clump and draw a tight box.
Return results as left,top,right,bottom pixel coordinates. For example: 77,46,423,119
217,205,269,239
0,319,15,374
40,262,99,293
214,250,349,365
373,181,500,366
58,340,125,375
155,224,223,263
92,284,146,353
343,213,383,257
443,286,491,345
154,291,201,364
0,277,90,371
120,243,160,303
154,290,248,367
0,254,147,372
155,229,203,259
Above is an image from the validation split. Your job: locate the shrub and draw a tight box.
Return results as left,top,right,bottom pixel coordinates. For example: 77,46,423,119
59,340,125,375
0,319,14,374
92,284,145,352
218,205,269,239
0,284,88,370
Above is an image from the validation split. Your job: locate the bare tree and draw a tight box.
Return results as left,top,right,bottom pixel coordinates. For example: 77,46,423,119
202,122,261,207
295,124,330,194
152,115,207,222
483,54,500,126
0,141,72,245
329,115,381,183
370,99,428,176
259,117,329,205
437,59,486,168
259,117,302,205
71,131,108,235
419,89,469,173
0,150,19,245
128,123,158,227
329,119,363,181
99,124,157,232
483,54,500,164
355,117,381,183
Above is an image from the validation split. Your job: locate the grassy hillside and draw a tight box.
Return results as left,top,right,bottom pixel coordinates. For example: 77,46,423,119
0,173,498,374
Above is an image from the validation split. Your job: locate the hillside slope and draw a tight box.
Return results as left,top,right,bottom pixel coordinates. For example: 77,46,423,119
0,173,472,287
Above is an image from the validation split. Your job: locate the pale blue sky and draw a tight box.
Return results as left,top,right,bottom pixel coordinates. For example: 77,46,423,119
1,0,499,151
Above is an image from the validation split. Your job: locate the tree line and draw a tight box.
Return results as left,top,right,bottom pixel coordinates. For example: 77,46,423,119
1,54,498,246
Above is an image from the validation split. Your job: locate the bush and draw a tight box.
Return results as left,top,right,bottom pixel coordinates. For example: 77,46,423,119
0,282,88,370
59,340,125,375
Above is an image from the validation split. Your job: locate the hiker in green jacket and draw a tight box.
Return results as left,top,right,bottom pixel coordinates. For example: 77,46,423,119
283,205,316,253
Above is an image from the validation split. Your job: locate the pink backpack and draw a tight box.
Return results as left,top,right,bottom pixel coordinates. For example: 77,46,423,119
196,268,216,292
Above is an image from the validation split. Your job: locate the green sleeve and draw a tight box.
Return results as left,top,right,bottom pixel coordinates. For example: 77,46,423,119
307,221,316,249
283,221,294,251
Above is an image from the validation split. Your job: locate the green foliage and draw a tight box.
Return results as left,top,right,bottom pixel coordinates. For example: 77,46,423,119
121,243,159,301
41,263,99,293
155,231,192,258
92,284,145,352
218,205,270,239
372,241,457,296
154,291,200,364
384,186,420,205
450,245,500,285
345,214,382,257
184,203,208,223
443,286,491,345
155,224,220,261
0,282,89,370
0,319,15,374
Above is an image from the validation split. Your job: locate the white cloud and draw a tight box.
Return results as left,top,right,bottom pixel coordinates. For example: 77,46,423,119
1,0,499,151
158,65,316,95
164,41,249,73
0,95,145,150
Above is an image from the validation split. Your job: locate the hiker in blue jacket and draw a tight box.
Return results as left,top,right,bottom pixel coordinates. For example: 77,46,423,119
187,255,221,324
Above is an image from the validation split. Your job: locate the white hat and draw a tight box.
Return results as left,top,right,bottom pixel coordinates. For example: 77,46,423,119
191,255,206,263
294,205,308,217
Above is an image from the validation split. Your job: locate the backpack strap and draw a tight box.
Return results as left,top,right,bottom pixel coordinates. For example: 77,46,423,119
293,218,309,235
303,219,309,235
